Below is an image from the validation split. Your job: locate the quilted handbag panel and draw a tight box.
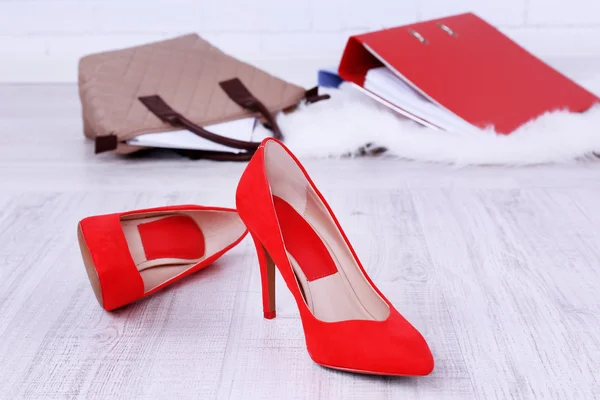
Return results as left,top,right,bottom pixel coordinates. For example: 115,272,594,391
78,34,306,151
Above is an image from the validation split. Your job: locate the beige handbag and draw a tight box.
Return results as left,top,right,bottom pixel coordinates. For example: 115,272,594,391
78,34,328,160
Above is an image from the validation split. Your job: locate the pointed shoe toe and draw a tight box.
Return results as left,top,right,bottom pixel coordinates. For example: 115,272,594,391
305,310,434,376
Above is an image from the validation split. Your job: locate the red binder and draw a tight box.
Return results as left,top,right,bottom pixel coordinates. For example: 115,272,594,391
338,13,599,134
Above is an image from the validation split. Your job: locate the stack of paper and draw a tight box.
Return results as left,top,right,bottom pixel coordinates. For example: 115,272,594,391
127,118,270,153
363,67,479,133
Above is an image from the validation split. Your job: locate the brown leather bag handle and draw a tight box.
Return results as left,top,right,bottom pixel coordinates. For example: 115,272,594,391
139,78,282,151
93,79,329,159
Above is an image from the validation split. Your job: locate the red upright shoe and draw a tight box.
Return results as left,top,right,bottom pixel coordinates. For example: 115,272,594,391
236,138,434,376
77,205,247,310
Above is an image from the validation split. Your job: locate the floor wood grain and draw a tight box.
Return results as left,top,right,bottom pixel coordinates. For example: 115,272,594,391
0,84,599,399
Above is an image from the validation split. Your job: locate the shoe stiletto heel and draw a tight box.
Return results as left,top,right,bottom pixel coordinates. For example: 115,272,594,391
251,233,276,319
236,138,434,376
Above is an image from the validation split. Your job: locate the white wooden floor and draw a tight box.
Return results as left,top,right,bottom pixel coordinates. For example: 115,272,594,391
1,83,600,400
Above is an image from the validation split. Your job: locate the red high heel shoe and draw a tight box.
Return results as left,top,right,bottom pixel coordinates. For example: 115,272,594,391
77,205,247,311
236,138,434,376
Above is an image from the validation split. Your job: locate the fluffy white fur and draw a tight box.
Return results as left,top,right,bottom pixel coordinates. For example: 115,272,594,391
270,76,600,165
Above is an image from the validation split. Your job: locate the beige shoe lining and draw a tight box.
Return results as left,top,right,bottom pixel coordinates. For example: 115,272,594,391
120,210,245,293
265,141,390,322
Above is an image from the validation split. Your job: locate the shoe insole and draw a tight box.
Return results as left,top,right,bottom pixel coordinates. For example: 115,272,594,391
273,196,376,322
274,196,338,281
121,214,206,292
138,215,205,262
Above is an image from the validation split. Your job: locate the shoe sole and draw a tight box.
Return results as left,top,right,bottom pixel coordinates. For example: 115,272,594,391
319,362,426,377
77,223,103,307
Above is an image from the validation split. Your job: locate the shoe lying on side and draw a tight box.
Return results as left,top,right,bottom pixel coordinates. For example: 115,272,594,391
77,205,247,311
236,138,434,376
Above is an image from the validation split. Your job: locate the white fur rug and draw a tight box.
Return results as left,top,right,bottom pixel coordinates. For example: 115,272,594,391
269,75,600,165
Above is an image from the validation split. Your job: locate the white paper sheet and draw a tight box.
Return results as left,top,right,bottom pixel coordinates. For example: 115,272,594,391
364,67,480,133
127,118,261,153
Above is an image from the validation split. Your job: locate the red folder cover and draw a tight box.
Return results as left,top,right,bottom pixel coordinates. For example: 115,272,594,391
338,13,599,134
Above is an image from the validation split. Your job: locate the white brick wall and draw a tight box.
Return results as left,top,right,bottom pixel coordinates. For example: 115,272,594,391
1,0,600,82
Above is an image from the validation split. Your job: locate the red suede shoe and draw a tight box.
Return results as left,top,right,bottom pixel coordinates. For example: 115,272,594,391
77,205,247,311
236,138,434,376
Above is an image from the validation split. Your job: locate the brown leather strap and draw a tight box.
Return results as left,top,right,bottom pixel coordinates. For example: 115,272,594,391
95,79,330,158
94,135,119,154
304,86,331,104
139,99,254,151
219,78,283,141
139,78,282,151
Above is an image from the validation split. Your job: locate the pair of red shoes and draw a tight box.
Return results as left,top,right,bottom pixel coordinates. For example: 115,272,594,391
78,138,434,376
